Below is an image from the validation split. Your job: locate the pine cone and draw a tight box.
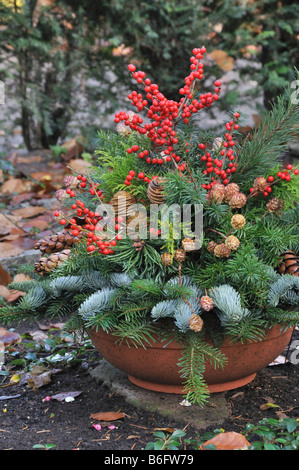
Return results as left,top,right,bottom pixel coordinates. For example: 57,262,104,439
147,177,167,204
34,229,83,254
63,175,80,189
161,252,173,266
110,191,135,218
224,183,239,202
278,251,299,276
133,240,145,252
174,248,186,263
207,240,217,253
225,235,240,250
34,249,71,275
214,243,231,258
189,313,203,332
182,238,196,252
199,295,214,311
207,183,225,203
231,214,246,229
253,177,267,192
266,197,284,214
229,192,247,209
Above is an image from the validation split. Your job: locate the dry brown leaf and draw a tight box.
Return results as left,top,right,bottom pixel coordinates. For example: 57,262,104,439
68,158,92,173
0,236,36,258
11,206,47,219
0,214,18,236
27,371,53,390
90,410,125,422
6,290,25,303
12,273,31,283
0,264,11,286
209,49,235,71
202,431,250,450
0,285,11,300
0,327,21,346
1,177,27,194
0,241,25,258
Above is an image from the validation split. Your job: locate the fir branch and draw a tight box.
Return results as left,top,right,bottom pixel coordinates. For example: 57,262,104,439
231,95,299,185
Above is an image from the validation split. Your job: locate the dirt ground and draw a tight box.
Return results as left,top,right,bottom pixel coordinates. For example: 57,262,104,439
0,322,298,451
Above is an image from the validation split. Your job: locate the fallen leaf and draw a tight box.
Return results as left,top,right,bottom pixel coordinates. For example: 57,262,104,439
11,206,47,219
12,273,32,282
0,214,18,236
9,374,20,384
201,431,250,450
0,327,21,346
260,402,280,410
27,369,53,390
0,265,11,285
6,290,25,303
68,158,92,173
0,285,11,300
0,241,25,258
209,49,235,71
51,391,82,402
90,410,125,421
1,177,27,194
60,137,84,161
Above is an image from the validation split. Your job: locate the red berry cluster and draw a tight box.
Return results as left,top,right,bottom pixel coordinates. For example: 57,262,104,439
124,169,151,186
277,164,299,180
201,112,240,189
114,47,221,166
53,174,122,255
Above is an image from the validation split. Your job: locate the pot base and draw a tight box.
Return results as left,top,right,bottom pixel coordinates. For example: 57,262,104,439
128,372,257,395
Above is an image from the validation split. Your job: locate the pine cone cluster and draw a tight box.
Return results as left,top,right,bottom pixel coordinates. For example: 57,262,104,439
34,229,83,254
223,183,239,202
214,243,231,258
34,249,71,275
278,251,299,276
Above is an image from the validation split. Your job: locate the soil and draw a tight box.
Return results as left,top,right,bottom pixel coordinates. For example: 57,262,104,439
0,322,298,451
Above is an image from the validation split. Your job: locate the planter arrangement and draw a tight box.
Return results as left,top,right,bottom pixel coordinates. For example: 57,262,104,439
1,47,299,406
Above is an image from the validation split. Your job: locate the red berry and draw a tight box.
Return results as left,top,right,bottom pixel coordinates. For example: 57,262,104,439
214,80,221,87
287,164,293,170
138,172,145,179
128,64,136,72
267,176,274,182
60,219,66,225
294,169,299,175
54,211,60,217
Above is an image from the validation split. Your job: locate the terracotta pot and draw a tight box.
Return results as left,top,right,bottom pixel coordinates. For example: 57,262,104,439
88,325,293,394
